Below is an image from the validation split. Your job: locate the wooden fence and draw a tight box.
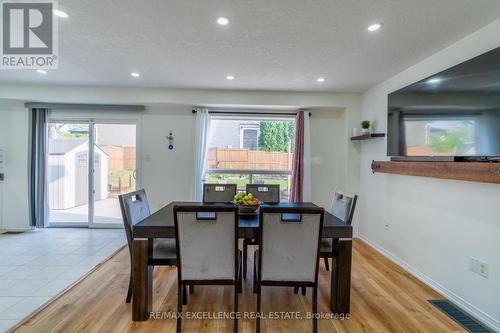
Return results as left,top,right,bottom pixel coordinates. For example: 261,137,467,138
207,148,292,171
107,145,136,171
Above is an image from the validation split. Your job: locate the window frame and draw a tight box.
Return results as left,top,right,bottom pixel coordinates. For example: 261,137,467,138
205,114,295,200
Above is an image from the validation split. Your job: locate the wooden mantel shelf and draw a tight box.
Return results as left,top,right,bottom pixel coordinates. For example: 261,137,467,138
371,160,500,184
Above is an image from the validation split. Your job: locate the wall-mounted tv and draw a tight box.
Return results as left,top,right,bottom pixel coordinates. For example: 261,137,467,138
387,46,500,160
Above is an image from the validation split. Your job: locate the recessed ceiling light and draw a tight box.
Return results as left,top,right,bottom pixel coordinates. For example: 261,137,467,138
426,77,442,84
36,69,47,75
53,9,68,18
130,72,140,78
226,75,234,80
217,17,230,26
316,77,326,83
367,23,383,32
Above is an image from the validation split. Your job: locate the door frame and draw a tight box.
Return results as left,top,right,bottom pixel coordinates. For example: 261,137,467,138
45,117,141,229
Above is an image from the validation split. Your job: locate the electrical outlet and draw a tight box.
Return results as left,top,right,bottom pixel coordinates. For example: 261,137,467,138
469,257,489,279
384,223,391,231
478,262,489,278
469,257,478,272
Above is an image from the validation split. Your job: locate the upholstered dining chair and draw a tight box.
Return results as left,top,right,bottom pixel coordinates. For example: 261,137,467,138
254,206,324,333
203,183,237,203
245,184,280,204
119,189,183,303
242,184,280,279
174,205,242,333
320,191,358,271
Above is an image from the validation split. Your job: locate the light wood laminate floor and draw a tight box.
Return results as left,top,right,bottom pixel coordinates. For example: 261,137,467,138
10,239,464,333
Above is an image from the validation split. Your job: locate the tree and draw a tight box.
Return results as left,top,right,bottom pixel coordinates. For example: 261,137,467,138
258,121,295,152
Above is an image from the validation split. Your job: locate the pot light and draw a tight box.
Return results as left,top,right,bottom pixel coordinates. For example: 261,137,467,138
367,23,383,32
217,17,230,26
226,75,235,80
316,77,326,83
426,77,442,84
37,69,47,75
53,9,68,18
130,72,140,78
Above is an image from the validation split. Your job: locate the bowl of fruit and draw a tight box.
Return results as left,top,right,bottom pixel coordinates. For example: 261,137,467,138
233,192,261,214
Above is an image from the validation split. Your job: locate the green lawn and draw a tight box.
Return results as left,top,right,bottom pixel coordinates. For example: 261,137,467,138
108,168,136,195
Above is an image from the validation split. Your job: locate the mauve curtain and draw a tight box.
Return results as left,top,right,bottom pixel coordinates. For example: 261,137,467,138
29,108,48,228
290,111,311,202
190,107,211,201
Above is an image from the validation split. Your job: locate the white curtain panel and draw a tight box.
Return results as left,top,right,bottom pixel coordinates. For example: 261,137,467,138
303,112,312,201
191,107,211,201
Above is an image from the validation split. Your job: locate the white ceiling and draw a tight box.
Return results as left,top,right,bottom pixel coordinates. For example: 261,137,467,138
1,0,500,92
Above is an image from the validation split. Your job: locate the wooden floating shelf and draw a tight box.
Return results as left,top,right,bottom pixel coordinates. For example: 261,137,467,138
351,133,385,141
371,160,500,185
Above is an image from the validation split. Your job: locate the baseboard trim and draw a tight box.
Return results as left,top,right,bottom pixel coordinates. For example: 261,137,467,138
358,236,500,332
0,227,33,234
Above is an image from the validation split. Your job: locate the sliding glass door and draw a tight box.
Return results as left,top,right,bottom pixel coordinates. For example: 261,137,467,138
47,122,91,225
93,123,137,225
47,120,138,228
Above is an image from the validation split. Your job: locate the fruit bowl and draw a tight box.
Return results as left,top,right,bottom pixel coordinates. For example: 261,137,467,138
233,192,261,214
236,203,260,214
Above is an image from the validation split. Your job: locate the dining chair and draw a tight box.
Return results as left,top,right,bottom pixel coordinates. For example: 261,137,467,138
203,183,237,203
320,191,358,271
245,184,280,204
254,206,324,333
242,184,280,280
119,189,181,303
174,205,242,333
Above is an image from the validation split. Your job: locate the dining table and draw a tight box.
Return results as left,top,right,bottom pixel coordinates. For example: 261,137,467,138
131,201,353,321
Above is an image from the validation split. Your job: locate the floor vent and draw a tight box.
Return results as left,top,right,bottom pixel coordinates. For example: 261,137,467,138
429,300,493,333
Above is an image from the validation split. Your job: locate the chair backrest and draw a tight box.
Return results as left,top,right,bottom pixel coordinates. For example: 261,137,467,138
246,184,280,203
203,184,237,203
258,206,324,283
174,205,238,281
118,189,151,253
330,191,358,225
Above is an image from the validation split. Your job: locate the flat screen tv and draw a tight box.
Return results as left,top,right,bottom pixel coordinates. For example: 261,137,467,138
387,46,500,160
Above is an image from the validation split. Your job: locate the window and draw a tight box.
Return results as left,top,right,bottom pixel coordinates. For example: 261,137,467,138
206,116,295,201
241,128,258,150
77,153,88,167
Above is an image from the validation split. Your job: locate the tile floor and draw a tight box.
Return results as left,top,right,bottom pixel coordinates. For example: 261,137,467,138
0,228,126,332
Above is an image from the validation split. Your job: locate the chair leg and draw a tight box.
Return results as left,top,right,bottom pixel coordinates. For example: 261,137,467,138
312,286,318,333
177,282,182,333
189,285,194,294
324,257,330,271
234,283,239,333
253,253,258,294
301,286,306,295
238,251,243,293
293,286,299,294
182,285,188,305
256,285,261,333
126,270,133,303
243,239,248,279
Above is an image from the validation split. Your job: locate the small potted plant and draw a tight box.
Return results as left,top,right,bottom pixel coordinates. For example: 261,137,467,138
361,120,371,134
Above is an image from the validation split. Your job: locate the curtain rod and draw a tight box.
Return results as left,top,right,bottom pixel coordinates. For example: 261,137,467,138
191,109,311,116
25,102,145,111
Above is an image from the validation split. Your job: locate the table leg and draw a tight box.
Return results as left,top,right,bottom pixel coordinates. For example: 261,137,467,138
132,238,153,321
330,239,352,314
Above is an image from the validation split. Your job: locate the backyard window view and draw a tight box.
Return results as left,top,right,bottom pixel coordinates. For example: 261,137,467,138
47,122,137,225
404,119,476,156
206,117,295,201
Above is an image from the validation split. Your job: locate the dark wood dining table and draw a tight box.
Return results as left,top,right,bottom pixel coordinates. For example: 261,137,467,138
131,201,353,321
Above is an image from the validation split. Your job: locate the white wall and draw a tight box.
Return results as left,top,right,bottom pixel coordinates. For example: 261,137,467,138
0,101,30,232
359,19,500,330
0,88,361,231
